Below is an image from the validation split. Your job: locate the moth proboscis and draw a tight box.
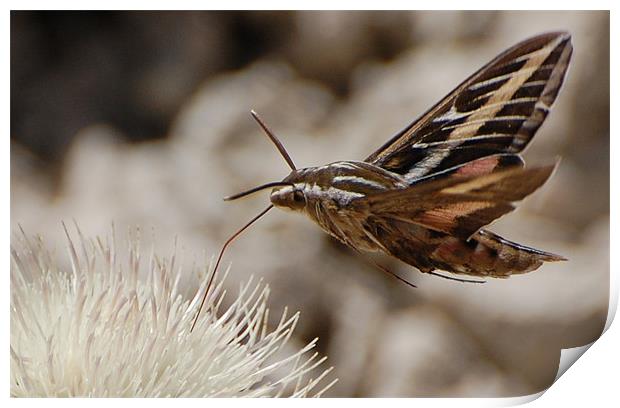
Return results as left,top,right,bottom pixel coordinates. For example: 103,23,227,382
190,31,571,332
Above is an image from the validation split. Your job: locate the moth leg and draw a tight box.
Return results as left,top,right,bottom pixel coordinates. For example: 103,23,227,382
319,206,418,289
367,257,418,289
427,270,486,284
348,245,417,289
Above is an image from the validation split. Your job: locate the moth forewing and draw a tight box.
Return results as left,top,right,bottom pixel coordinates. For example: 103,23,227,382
364,31,572,179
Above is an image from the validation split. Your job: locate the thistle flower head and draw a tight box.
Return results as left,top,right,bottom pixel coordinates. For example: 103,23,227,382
10,226,335,397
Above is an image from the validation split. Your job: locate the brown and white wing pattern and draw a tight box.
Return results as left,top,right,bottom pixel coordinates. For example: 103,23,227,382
365,31,572,180
362,159,556,239
353,157,565,278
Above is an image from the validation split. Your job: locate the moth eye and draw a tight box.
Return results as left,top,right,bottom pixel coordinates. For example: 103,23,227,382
292,190,305,203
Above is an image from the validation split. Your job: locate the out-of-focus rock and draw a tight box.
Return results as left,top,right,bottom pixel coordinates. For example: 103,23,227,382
363,306,532,397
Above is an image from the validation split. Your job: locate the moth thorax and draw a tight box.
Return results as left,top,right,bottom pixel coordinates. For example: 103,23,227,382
270,185,306,211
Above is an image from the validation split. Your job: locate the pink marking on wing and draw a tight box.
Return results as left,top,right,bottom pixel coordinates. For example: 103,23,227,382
433,237,470,262
417,202,491,231
455,156,500,177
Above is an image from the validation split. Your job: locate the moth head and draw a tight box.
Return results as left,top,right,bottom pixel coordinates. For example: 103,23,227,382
224,173,306,210
269,181,306,211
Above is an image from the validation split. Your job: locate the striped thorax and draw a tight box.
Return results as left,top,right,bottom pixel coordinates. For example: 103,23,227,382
270,161,407,212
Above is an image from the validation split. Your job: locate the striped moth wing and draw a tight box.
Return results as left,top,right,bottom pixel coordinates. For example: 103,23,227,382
364,31,572,180
357,32,572,277
363,159,557,240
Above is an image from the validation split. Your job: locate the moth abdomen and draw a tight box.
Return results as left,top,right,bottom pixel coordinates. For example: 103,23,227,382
430,229,566,277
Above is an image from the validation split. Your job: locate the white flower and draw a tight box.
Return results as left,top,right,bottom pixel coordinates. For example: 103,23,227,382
10,226,336,397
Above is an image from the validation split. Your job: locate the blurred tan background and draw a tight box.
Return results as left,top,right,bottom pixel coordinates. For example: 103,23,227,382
11,11,609,397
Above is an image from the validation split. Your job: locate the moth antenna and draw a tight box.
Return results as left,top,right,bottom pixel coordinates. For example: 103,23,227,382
428,271,486,284
250,110,297,171
224,181,295,201
190,204,274,332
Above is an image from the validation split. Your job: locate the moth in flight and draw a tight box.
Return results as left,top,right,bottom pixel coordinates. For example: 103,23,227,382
192,31,571,330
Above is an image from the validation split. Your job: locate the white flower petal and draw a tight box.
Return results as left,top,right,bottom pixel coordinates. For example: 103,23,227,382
10,227,336,397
